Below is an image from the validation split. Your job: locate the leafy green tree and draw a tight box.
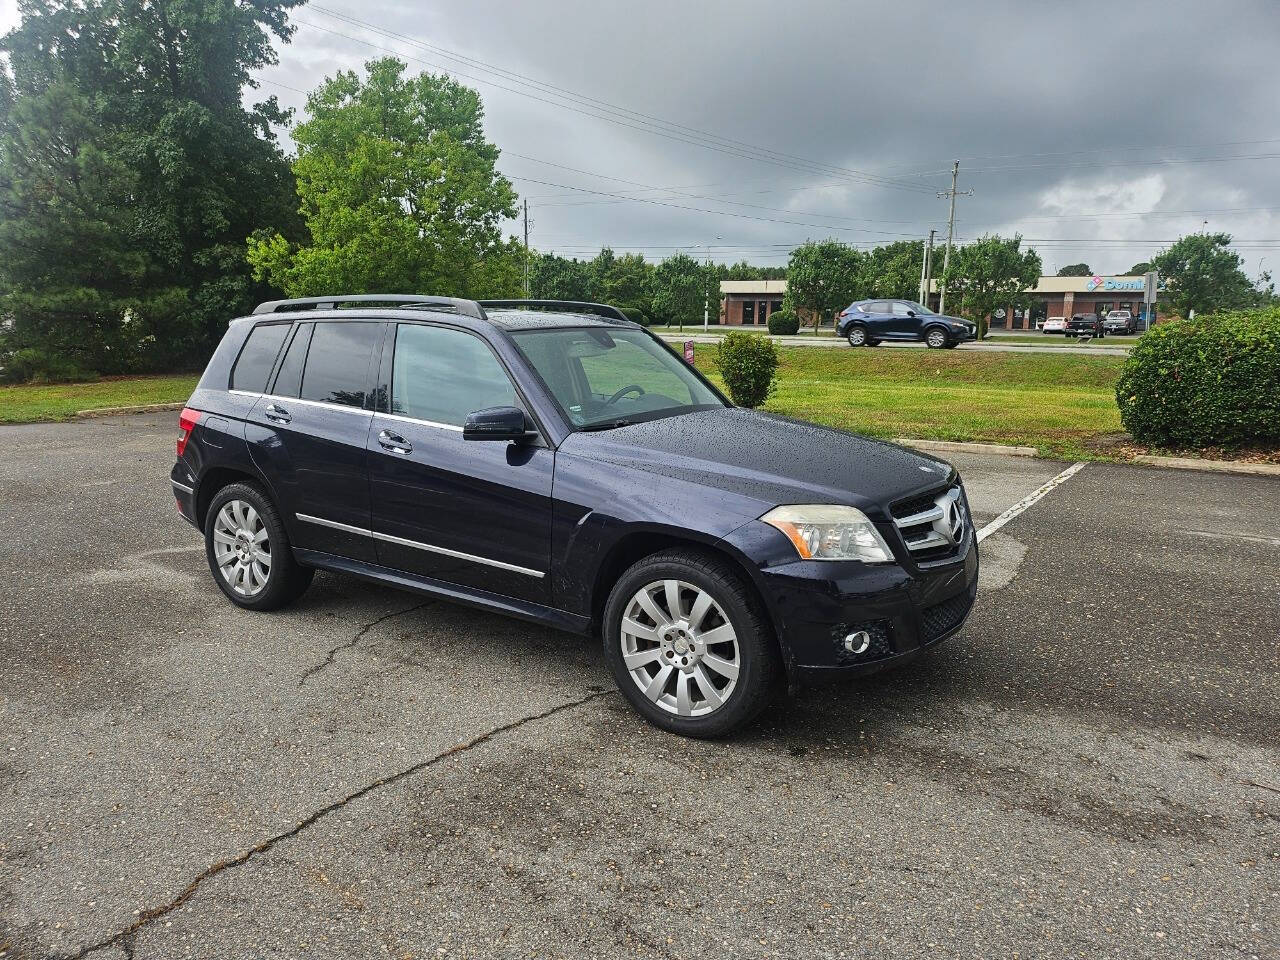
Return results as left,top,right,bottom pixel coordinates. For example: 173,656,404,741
942,235,1042,338
248,57,517,298
531,253,593,301
1127,261,1153,275
865,240,927,299
786,241,866,331
1150,233,1257,318
651,253,707,329
0,0,302,378
1057,263,1093,277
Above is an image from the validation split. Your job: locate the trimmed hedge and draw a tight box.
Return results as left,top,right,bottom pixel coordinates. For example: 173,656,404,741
766,308,800,335
1116,307,1280,447
714,331,778,408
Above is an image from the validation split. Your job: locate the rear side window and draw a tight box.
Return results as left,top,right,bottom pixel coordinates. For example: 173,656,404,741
867,301,890,314
391,324,516,426
299,321,381,408
271,323,313,398
230,323,289,393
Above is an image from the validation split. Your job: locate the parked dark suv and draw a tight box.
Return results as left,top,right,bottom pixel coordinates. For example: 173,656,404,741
836,299,977,349
172,296,978,737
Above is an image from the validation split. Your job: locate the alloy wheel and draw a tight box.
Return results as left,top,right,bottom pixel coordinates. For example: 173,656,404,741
927,329,946,348
847,327,867,346
212,499,271,597
619,579,740,717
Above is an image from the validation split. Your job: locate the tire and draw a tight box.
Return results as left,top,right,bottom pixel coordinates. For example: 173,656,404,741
204,481,314,611
602,549,781,738
925,327,948,349
846,325,868,347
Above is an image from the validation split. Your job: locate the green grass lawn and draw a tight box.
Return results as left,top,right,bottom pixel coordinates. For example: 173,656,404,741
690,344,1125,460
0,374,199,423
0,351,1125,461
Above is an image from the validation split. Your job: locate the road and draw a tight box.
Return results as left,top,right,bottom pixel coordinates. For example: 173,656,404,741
656,332,1132,356
0,413,1275,959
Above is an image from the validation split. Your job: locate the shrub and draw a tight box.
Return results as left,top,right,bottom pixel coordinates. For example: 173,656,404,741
714,331,778,408
1115,307,1280,447
0,347,97,384
766,308,800,335
617,306,650,326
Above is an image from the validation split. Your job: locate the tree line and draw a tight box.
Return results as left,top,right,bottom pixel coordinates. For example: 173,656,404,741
0,0,1272,382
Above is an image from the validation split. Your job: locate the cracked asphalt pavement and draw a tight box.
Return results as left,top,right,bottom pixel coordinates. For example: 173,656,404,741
0,412,1276,959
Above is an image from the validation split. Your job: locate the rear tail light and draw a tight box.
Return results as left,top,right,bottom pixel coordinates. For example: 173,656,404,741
177,407,202,458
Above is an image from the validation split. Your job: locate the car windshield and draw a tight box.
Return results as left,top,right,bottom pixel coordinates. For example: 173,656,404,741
510,327,726,429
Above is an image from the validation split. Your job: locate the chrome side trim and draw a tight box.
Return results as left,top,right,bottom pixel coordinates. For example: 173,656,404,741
170,480,195,495
294,513,545,579
376,411,465,433
263,394,373,416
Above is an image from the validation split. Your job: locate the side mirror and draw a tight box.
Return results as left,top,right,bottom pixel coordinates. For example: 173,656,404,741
906,309,917,317
463,406,531,442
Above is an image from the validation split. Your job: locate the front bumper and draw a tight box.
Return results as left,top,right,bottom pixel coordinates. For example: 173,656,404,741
723,521,979,682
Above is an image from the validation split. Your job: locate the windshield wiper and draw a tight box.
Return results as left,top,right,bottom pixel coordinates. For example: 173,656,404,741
578,418,634,432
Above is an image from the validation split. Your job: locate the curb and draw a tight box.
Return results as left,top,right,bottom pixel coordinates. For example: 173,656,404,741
76,402,185,419
1133,454,1280,477
893,438,1040,458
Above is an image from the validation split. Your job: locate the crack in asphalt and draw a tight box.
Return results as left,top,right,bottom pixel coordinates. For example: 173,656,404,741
51,688,617,960
297,601,433,687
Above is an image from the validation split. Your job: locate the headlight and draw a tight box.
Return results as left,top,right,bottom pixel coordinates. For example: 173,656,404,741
761,505,894,563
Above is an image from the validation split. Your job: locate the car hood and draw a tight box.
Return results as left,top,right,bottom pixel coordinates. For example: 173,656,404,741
559,408,955,515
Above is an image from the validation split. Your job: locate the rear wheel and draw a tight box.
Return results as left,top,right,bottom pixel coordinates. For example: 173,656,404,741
603,549,780,738
846,325,869,347
205,482,313,611
925,327,948,349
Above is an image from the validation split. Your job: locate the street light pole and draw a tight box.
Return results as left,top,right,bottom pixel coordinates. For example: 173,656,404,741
919,228,936,305
701,237,721,332
937,161,970,316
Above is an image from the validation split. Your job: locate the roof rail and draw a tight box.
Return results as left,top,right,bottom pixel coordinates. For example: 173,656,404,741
477,300,631,323
252,294,487,320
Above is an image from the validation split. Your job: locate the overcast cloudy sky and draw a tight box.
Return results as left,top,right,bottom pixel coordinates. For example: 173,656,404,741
3,0,1279,275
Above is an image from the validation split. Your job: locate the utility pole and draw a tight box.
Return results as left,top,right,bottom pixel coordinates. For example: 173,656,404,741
918,228,936,304
937,160,971,315
522,199,530,298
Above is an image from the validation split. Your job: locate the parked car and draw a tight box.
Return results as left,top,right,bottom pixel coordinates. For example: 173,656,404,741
1041,316,1066,334
172,296,978,738
1103,310,1135,335
1065,313,1104,338
836,299,977,349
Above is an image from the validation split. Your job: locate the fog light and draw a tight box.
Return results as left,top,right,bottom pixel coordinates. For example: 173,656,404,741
843,631,871,655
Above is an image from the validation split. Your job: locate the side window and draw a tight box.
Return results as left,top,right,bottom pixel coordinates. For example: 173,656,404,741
391,324,517,427
891,301,915,317
230,322,289,393
299,321,381,408
271,323,312,398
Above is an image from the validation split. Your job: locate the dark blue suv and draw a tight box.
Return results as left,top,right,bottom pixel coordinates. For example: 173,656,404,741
837,299,977,349
172,296,977,737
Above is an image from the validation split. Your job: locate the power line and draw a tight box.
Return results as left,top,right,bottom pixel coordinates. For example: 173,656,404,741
292,11,937,195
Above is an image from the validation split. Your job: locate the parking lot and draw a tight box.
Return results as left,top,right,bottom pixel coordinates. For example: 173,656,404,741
1,412,1276,959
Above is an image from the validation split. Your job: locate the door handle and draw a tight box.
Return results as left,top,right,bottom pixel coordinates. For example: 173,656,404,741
264,403,291,424
378,429,412,455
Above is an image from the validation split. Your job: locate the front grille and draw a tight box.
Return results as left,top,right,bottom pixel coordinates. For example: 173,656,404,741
920,589,975,645
890,484,968,564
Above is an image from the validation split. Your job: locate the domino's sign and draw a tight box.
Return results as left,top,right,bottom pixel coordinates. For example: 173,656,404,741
1086,275,1160,292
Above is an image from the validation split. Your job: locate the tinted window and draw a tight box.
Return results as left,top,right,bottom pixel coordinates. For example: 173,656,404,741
300,321,380,408
271,323,312,398
230,323,289,392
391,324,516,427
891,301,915,316
868,301,891,314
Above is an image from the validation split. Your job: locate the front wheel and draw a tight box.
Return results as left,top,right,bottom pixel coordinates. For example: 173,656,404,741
925,328,948,349
603,549,781,738
846,325,869,347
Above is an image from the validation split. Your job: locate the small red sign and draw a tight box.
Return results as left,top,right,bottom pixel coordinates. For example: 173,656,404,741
683,340,695,363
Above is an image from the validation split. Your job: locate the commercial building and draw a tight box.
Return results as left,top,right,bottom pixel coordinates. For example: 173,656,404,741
720,275,1159,329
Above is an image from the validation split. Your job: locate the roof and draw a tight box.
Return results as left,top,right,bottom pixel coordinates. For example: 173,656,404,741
926,275,1159,294
720,280,788,294
482,309,633,331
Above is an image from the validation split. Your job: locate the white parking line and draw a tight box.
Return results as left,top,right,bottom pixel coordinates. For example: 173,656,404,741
976,462,1087,543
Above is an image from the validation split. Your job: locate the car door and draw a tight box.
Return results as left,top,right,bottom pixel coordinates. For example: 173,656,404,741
366,321,554,605
888,301,923,339
863,301,896,338
245,319,384,563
